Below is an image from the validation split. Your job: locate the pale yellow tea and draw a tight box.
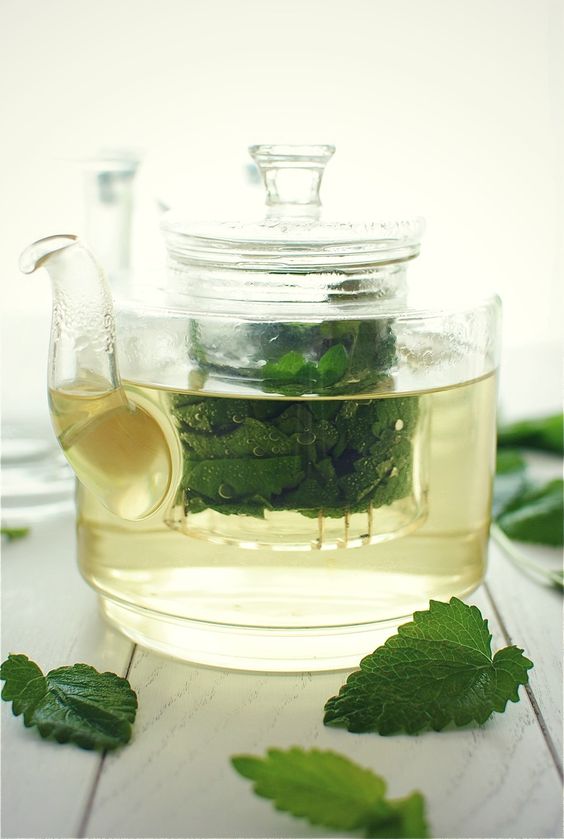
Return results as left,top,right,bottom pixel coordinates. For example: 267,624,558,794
60,373,496,667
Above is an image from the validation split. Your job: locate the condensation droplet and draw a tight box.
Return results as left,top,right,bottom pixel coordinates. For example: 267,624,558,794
395,419,404,431
253,447,265,457
232,414,244,424
297,431,317,445
218,483,235,499
268,432,278,441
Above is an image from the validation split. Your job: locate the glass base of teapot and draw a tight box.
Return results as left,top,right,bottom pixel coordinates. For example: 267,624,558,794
96,596,422,672
95,542,485,672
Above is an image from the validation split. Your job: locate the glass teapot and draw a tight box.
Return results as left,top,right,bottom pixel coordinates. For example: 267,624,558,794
20,145,500,671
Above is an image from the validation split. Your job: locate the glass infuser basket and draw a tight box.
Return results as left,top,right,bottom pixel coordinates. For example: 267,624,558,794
20,144,501,671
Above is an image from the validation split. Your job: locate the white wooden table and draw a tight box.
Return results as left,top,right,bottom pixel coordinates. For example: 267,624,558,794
2,346,563,839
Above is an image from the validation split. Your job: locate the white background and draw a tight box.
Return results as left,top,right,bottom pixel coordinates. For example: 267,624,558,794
1,0,562,428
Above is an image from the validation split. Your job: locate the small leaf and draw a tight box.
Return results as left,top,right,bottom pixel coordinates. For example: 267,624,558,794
231,747,429,838
183,455,304,501
493,449,528,518
551,569,564,592
318,343,348,387
262,351,307,383
365,792,428,838
324,598,533,734
1,527,30,542
497,479,564,546
180,418,294,459
497,413,563,454
0,654,47,725
495,448,526,475
1,654,137,750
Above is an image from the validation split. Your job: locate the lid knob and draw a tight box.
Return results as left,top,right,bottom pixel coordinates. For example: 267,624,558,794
249,144,335,219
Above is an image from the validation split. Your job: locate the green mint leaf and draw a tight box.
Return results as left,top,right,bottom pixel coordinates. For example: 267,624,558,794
324,598,533,734
497,479,564,546
262,350,308,383
175,392,418,519
183,455,304,501
495,448,526,475
493,448,528,519
231,747,429,838
551,570,564,591
0,654,137,750
180,418,294,459
1,527,30,542
497,413,563,454
365,792,428,838
0,654,47,724
318,343,348,387
261,345,349,391
174,397,250,433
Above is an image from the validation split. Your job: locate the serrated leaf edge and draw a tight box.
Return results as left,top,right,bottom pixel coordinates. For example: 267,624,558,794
323,599,534,734
232,748,428,836
1,655,138,751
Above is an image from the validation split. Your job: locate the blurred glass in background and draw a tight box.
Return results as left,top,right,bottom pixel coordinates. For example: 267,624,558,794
1,150,141,525
1,0,561,525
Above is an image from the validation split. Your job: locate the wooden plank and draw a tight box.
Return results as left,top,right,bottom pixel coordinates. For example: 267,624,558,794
486,540,563,765
83,588,562,839
1,512,134,839
489,339,563,765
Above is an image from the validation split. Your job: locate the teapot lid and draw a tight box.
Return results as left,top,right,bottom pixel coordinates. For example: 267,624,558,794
162,145,424,271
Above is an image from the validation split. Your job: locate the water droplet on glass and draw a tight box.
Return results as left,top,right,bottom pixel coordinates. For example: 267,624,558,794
232,414,244,424
268,432,278,441
395,419,404,431
297,431,316,445
194,412,202,422
272,447,281,454
218,483,235,499
253,447,265,457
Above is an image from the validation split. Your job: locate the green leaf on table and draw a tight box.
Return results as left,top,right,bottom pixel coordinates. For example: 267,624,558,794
495,448,526,475
0,654,137,750
550,570,564,591
491,523,564,591
496,479,564,546
231,747,429,838
493,448,528,518
497,413,563,454
324,597,533,734
1,527,30,542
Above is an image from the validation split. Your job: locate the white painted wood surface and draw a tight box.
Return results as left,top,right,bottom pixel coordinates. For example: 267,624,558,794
2,512,562,839
2,346,562,838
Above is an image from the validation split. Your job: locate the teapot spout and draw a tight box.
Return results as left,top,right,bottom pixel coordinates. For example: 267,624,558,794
20,235,172,520
20,234,121,394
